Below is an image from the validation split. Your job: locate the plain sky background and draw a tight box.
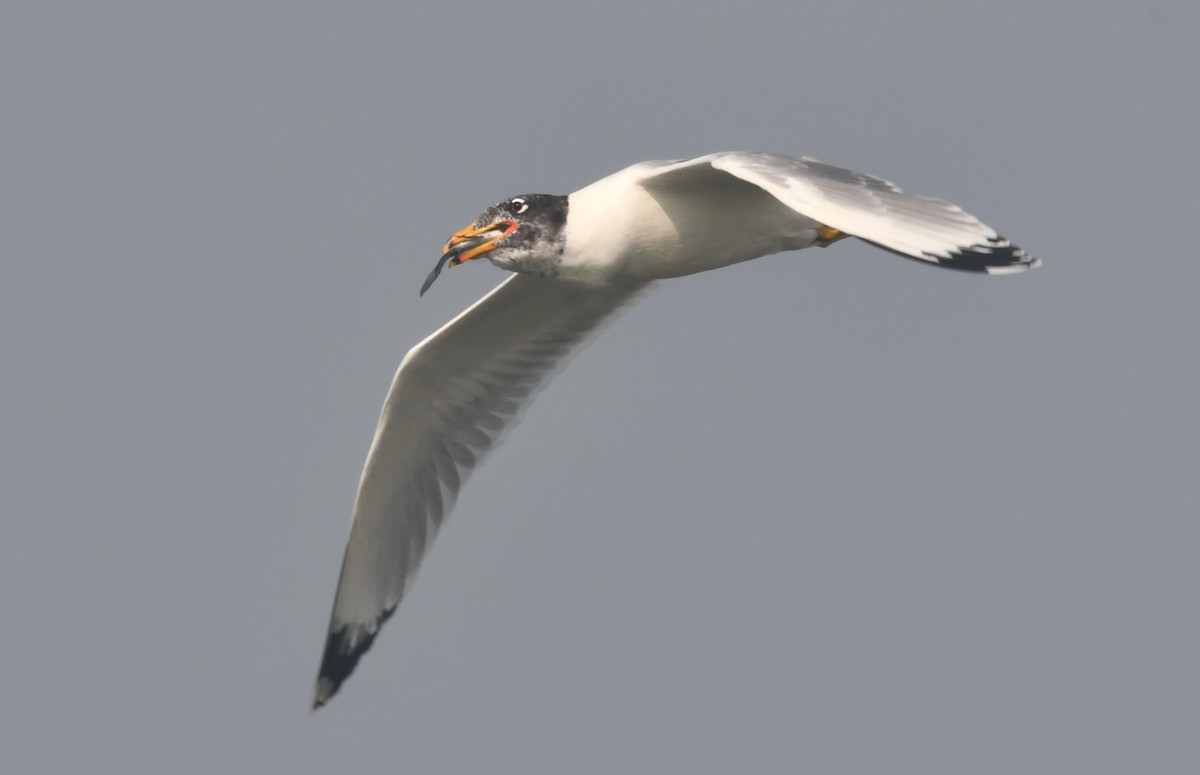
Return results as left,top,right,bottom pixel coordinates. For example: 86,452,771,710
3,2,1198,773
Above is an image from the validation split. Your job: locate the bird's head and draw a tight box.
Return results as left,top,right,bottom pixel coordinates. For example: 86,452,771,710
421,194,568,295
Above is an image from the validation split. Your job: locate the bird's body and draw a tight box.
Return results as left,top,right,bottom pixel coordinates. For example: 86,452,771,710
564,159,823,282
313,152,1040,708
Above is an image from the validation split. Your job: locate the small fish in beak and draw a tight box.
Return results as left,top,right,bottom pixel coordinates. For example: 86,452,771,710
420,220,519,296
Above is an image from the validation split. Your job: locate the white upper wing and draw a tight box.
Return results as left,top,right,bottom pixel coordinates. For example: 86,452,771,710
314,273,644,707
637,152,1040,274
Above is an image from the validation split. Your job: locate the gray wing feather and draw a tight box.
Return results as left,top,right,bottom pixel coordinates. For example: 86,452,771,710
638,152,1039,274
314,273,645,707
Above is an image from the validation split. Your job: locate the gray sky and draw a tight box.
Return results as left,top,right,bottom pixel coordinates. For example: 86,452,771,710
3,1,1198,772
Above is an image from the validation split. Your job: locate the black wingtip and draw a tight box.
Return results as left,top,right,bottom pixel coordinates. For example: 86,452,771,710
311,626,378,710
936,237,1040,275
864,236,1040,275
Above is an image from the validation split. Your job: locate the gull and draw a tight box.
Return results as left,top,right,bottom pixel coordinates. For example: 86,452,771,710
312,151,1040,708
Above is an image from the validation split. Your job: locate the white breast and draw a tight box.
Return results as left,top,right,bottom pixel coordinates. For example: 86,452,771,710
560,163,822,284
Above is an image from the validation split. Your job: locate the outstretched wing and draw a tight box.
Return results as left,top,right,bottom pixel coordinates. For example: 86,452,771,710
637,152,1040,274
314,274,645,708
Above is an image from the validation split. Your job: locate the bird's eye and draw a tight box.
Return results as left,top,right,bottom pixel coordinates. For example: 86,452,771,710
510,198,529,215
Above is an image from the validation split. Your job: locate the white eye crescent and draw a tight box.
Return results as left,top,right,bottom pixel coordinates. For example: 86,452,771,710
510,198,529,214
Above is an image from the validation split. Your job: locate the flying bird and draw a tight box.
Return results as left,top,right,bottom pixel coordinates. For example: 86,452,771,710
312,151,1040,708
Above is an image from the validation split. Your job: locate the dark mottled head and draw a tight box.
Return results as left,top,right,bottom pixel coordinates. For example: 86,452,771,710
421,194,569,295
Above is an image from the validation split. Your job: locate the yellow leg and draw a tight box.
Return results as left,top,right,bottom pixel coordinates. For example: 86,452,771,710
816,225,847,247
